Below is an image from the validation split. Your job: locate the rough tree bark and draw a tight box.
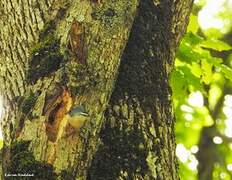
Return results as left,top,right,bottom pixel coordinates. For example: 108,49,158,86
89,1,193,179
0,0,193,179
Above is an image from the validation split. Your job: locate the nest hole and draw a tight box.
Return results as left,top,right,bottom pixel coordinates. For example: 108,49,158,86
45,89,73,142
48,103,63,125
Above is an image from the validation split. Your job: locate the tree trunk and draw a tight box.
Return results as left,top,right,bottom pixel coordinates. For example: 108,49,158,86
0,0,193,179
89,0,193,179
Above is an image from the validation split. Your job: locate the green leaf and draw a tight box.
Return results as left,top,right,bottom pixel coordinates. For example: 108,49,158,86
201,39,232,51
191,63,203,78
170,69,187,100
209,57,223,67
201,59,213,84
184,32,203,46
0,140,2,149
203,28,224,39
187,15,199,33
220,64,232,81
177,43,202,63
178,66,203,91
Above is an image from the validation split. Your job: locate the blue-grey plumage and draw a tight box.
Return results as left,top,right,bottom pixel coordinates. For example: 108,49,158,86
69,105,88,117
67,105,89,129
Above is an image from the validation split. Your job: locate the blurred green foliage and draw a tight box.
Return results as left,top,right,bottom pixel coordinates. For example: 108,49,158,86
172,0,232,179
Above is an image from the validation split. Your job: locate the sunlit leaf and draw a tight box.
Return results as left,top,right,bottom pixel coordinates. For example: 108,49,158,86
191,63,203,78
179,66,203,91
177,43,202,63
187,15,200,33
0,140,2,149
203,28,224,39
208,84,222,111
201,39,232,51
220,64,232,81
184,32,204,46
170,69,187,100
201,59,213,84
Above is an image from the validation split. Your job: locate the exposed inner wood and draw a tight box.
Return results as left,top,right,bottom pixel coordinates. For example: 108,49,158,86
45,89,72,143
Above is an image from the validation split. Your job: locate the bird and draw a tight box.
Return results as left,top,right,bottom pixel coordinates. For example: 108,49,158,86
66,105,89,129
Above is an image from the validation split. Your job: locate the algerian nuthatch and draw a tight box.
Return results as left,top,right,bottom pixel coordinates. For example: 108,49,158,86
66,105,89,129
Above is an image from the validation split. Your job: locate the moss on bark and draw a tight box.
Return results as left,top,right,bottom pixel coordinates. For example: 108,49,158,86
26,21,63,84
6,141,56,180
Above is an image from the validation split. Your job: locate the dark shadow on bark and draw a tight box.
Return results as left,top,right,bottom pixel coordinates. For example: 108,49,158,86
88,112,149,180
